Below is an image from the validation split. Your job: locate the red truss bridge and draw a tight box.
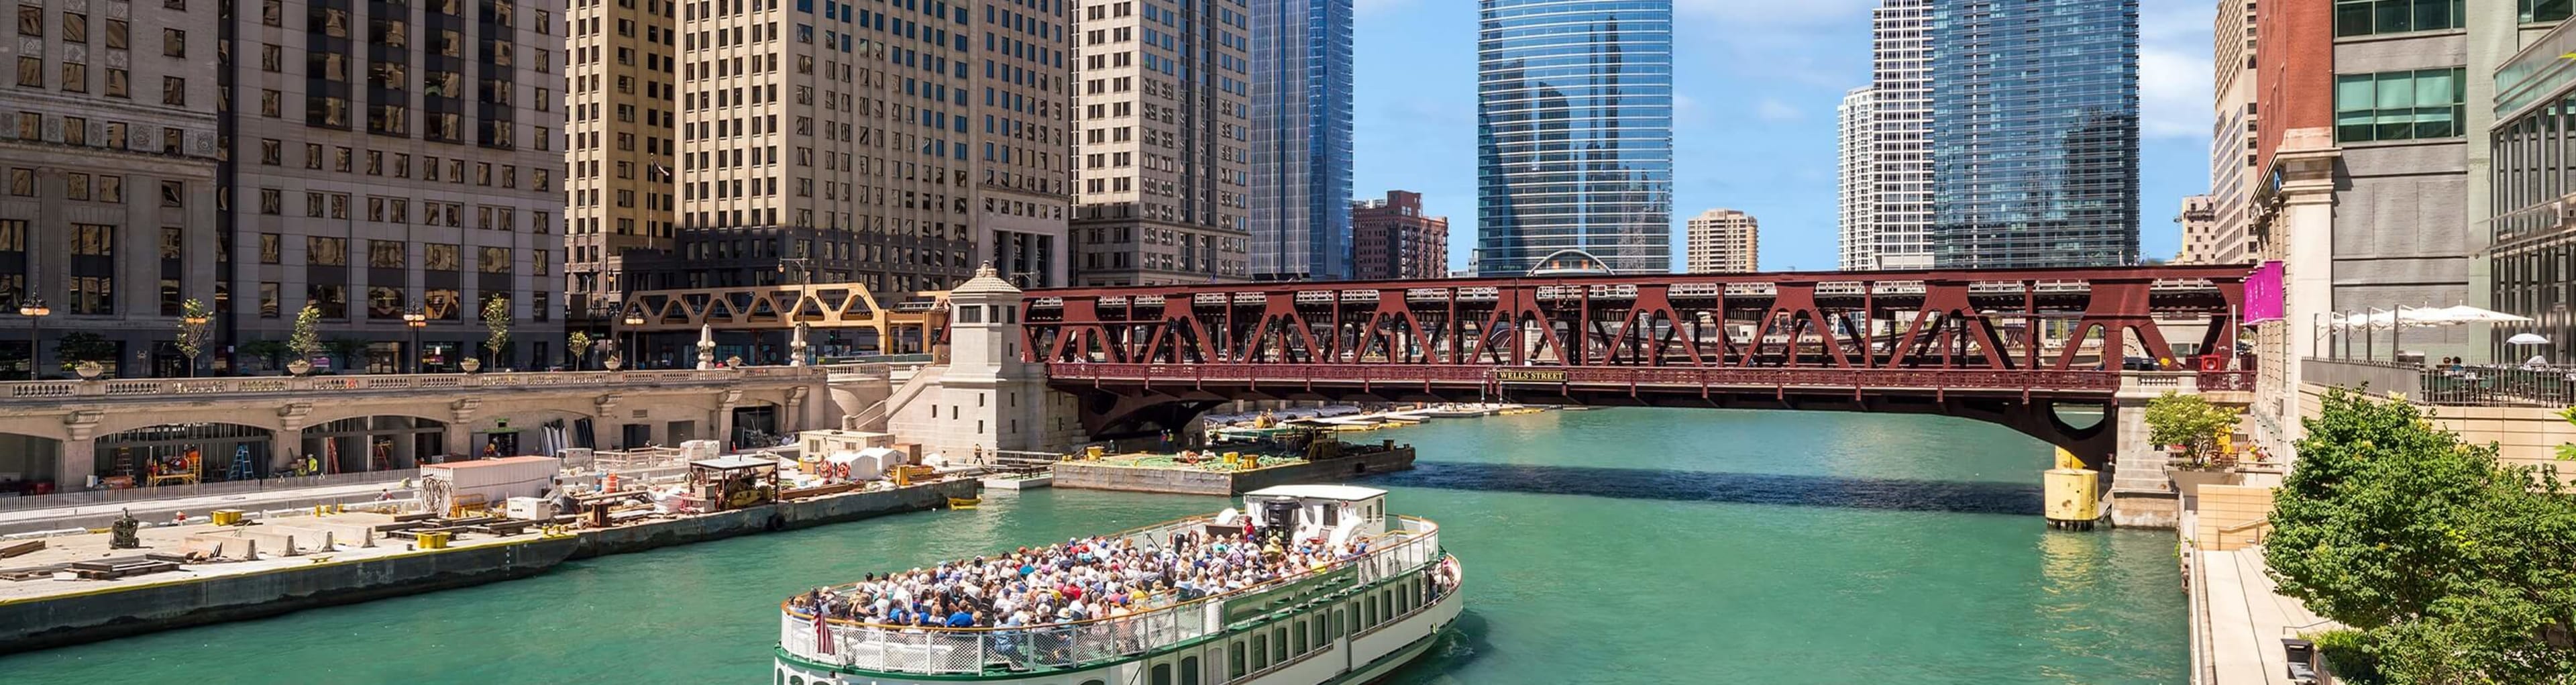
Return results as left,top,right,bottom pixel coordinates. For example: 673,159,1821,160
1020,264,2253,468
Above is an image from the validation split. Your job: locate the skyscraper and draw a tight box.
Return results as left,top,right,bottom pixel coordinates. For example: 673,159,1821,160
1684,208,1758,274
1923,0,2139,268
1068,0,1252,286
1836,87,1878,270
2205,0,2257,266
1248,0,1352,281
1474,0,1672,276
1350,190,1448,280
1864,0,1932,269
564,0,678,323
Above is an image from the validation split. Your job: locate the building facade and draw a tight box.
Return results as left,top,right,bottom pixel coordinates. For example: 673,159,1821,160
1349,190,1446,280
2176,195,2218,264
1684,208,1756,274
563,0,677,325
1836,86,1877,270
2241,0,2564,458
220,0,568,372
1923,0,2139,268
1,0,223,378
1246,0,1350,282
1474,0,1672,276
1068,0,1251,286
2486,19,2575,364
1862,0,1931,269
2204,0,2257,266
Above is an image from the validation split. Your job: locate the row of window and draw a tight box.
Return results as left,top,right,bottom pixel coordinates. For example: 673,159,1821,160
14,7,178,54
5,168,187,207
2334,67,2468,144
254,283,549,321
246,142,555,195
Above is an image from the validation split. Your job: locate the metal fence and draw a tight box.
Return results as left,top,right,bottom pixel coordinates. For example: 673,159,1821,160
0,468,417,511
2302,358,2576,407
780,515,1446,674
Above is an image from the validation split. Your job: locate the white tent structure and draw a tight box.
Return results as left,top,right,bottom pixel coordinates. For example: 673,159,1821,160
2337,305,2535,362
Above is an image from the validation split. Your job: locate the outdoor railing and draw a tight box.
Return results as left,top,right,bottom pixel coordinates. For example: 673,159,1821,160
0,366,857,405
2302,358,2576,407
1044,362,2131,393
0,468,417,512
779,515,1446,674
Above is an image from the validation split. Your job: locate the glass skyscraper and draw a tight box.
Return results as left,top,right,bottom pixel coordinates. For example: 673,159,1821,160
1475,0,1674,276
1924,0,2141,268
1250,0,1356,281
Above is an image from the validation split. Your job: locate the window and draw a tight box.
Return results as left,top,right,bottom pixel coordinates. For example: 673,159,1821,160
2335,67,2467,142
103,17,122,48
425,243,460,270
162,75,184,105
2335,0,2464,36
425,287,459,319
259,233,281,263
258,282,280,317
95,174,120,202
162,28,183,57
64,172,89,200
368,240,405,267
70,275,113,314
366,286,402,319
17,56,41,87
105,68,125,97
60,115,83,145
160,180,182,207
71,223,113,256
2523,0,2572,22
59,60,84,92
478,247,511,273
7,168,29,196
258,189,281,215
307,283,347,319
59,11,82,42
307,235,347,266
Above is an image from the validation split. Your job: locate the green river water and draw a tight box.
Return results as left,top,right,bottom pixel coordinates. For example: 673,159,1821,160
1,408,2186,684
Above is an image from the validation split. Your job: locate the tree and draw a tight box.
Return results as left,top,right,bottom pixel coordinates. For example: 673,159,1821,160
2144,390,2241,466
53,332,115,374
480,296,511,368
323,337,370,372
566,331,593,370
2558,407,2574,462
288,304,324,363
2265,388,2576,682
173,298,211,377
237,339,291,372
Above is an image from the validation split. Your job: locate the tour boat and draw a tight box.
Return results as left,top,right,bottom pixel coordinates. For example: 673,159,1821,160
772,485,1463,685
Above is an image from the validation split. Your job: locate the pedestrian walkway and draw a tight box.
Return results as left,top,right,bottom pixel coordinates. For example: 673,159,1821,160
2194,545,2335,684
0,480,413,535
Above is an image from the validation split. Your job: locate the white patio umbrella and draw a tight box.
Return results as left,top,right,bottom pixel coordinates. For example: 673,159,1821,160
2506,333,2551,346
2426,305,2532,324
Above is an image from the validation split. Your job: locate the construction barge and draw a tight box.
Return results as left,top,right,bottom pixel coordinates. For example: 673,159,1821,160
0,441,981,655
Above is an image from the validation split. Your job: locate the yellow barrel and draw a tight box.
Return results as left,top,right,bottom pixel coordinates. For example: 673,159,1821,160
209,509,245,526
1085,445,1105,460
417,531,453,549
2044,468,2101,530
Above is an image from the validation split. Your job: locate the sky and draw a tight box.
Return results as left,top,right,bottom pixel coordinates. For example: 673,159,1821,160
1348,0,2213,273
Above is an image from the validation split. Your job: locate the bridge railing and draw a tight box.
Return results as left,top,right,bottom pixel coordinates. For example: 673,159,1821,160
2306,358,2576,407
1044,363,2126,392
0,366,843,405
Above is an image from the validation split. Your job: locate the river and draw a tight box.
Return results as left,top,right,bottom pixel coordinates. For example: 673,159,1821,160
0,408,2184,684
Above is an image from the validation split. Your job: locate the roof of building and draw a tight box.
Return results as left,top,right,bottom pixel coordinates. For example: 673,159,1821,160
949,262,1021,297
1243,484,1387,502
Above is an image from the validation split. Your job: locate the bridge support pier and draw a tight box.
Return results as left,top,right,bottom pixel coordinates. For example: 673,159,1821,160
2105,386,2180,529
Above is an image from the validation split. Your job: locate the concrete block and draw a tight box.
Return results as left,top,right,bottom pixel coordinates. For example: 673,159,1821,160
180,535,257,561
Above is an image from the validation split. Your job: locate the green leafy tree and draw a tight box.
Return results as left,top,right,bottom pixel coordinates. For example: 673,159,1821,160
2145,390,2241,465
172,298,211,376
288,304,324,362
2266,388,2576,682
2558,407,2574,462
566,331,592,370
53,331,115,373
237,339,291,372
323,337,370,372
480,296,511,367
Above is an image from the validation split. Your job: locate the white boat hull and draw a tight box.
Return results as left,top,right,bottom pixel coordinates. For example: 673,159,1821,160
773,562,1464,685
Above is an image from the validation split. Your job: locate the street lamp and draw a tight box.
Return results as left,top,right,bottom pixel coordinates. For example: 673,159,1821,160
402,306,428,374
622,313,646,370
19,297,48,380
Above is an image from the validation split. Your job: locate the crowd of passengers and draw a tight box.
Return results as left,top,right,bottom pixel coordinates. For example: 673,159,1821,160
792,527,1373,629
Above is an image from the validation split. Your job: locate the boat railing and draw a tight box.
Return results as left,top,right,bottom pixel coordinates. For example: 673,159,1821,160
779,515,1445,674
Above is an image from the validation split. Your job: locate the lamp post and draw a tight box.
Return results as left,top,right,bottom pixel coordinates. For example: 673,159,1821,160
622,313,645,370
19,297,48,380
402,306,427,374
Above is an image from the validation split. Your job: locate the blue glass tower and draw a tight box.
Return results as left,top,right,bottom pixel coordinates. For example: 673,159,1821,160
1926,0,2141,268
1250,0,1356,281
1476,0,1673,276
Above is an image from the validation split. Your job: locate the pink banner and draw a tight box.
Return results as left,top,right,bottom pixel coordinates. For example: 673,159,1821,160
2243,261,2284,323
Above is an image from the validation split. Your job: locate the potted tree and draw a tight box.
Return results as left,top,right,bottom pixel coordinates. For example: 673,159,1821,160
2146,390,2245,497
566,331,593,371
286,304,323,376
479,296,511,372
54,332,116,380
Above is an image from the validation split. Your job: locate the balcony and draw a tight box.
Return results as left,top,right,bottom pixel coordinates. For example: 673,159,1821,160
2302,358,2575,407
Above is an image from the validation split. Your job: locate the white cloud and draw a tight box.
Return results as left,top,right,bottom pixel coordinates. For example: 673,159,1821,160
1755,97,1804,122
2137,0,2214,140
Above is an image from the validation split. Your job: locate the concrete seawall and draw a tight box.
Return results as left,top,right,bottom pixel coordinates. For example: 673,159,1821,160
0,479,980,654
1054,448,1417,496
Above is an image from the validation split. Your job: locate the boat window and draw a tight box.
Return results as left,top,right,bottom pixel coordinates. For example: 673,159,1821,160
1081,680,1106,685
1181,655,1201,685
1345,606,1358,635
788,676,803,685
1151,664,1172,685
1272,627,1288,661
1325,610,1341,640
1228,641,1246,678
1364,595,1377,626
1251,633,1269,670
1294,621,1309,653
